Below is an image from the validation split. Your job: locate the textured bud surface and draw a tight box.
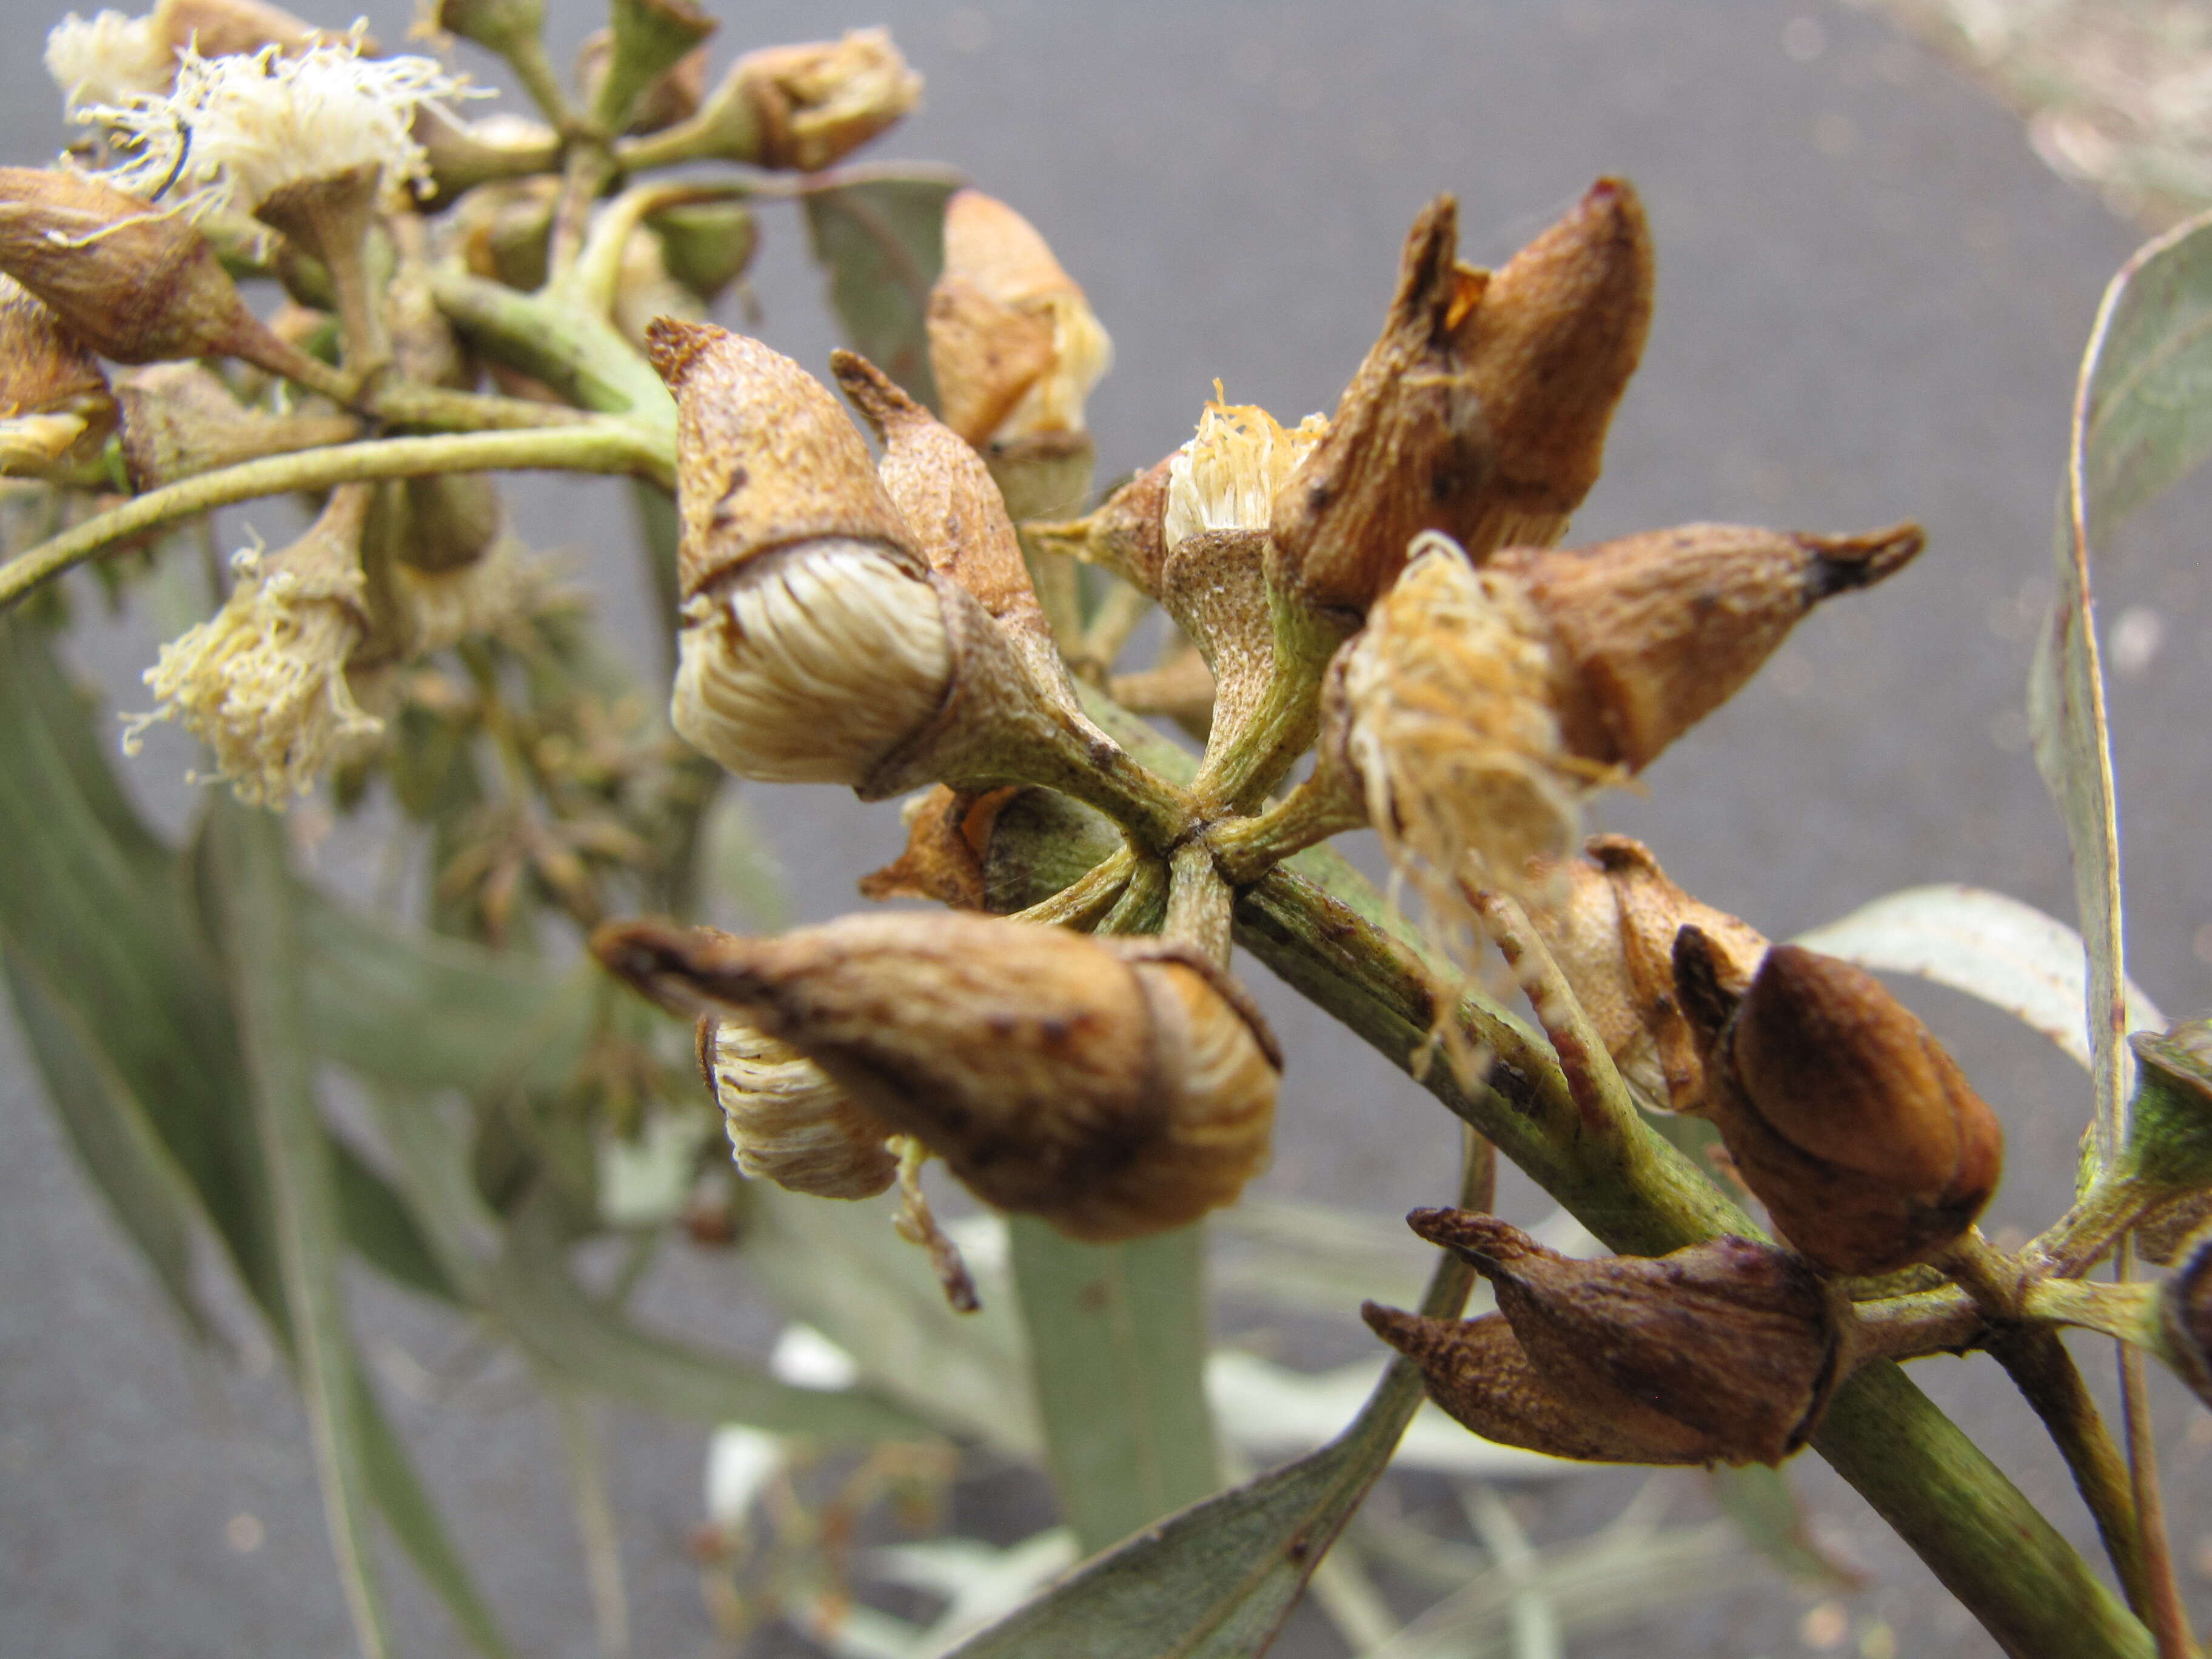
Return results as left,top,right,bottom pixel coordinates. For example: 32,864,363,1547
701,1017,897,1199
672,538,951,787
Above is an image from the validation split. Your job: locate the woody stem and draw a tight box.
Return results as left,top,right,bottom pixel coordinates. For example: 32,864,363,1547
1162,840,1232,965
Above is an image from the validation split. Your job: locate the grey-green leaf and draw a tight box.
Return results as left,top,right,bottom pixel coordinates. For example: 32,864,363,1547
2031,205,2212,1162
802,166,964,411
1009,1218,1220,1557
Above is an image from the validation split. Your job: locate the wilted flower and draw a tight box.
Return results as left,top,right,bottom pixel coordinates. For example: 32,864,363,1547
45,9,174,109
1163,394,1328,553
124,483,384,808
595,911,1281,1242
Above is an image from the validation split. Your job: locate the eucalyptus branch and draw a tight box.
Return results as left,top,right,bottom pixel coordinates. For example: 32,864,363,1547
1162,839,1232,964
427,266,676,428
1007,845,1136,930
0,423,667,611
1207,765,1367,886
1186,586,1349,814
2117,1238,2197,1659
561,180,750,317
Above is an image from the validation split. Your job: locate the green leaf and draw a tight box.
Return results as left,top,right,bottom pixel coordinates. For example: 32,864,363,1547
1009,1218,1220,1557
742,1183,1039,1455
1707,1464,1865,1592
945,1145,1486,1658
2,947,208,1338
201,799,394,1659
802,166,964,411
332,1138,460,1304
2033,204,2212,1164
1793,883,2166,1073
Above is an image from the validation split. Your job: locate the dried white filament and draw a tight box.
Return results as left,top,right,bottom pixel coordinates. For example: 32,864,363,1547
46,10,173,110
706,1020,897,1199
81,35,480,217
672,538,951,787
124,538,381,808
1163,393,1327,552
997,289,1111,441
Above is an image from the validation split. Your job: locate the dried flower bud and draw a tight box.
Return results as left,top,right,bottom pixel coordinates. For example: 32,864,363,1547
1524,835,1769,1112
2157,1224,2212,1411
124,483,383,808
1497,520,1924,774
1403,1210,1848,1465
832,349,1068,699
698,1015,897,1199
0,273,115,473
595,911,1281,1242
1267,196,1492,615
729,28,920,173
1364,1304,1711,1464
1336,534,1583,900
928,189,1111,452
116,361,354,489
0,169,327,380
1676,934,2003,1276
1450,178,1653,554
2120,1019,2212,1196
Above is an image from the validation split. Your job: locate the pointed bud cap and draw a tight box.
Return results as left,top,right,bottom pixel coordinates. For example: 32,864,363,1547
1499,520,1924,773
1408,1210,1848,1464
591,0,715,131
594,912,1280,1242
1677,934,2003,1275
1450,178,1654,553
1269,196,1492,615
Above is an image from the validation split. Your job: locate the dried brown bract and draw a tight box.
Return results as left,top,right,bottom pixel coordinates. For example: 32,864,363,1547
1676,933,2003,1276
594,911,1281,1242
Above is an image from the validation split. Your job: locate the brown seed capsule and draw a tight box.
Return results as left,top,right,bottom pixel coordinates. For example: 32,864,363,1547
1524,835,1769,1112
1676,933,2004,1276
595,911,1281,1242
1449,178,1654,556
1498,520,1925,774
1267,196,1492,617
1406,1210,1848,1464
1362,1305,1717,1465
116,362,355,489
927,189,1112,453
697,1015,899,1199
0,169,327,383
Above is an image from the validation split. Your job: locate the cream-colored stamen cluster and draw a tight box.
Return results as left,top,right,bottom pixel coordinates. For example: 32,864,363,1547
82,35,478,216
705,1019,899,1199
45,10,172,109
672,538,951,787
1162,394,1326,552
126,537,381,808
1341,533,1582,917
997,287,1111,442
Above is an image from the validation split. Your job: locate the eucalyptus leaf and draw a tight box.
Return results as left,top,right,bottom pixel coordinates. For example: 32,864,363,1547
945,1145,1486,1658
2031,204,2212,1161
802,166,964,411
1009,1218,1220,1557
201,800,394,1659
1794,883,2166,1072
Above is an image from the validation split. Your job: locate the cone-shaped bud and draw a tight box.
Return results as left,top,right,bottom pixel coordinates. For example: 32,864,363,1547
591,0,714,132
1268,196,1492,616
1026,456,1172,596
1449,178,1654,555
0,169,324,378
1676,933,2003,1276
2120,1018,2212,1195
927,189,1111,451
116,362,354,489
1498,520,1924,774
124,483,383,808
1406,1210,1848,1465
1524,835,1769,1112
594,911,1281,1242
729,28,921,173
2157,1224,2212,1410
831,349,1065,696
1336,534,1583,895
1363,1305,1717,1464
457,176,559,292
649,199,757,306
698,1014,897,1199
411,107,560,207
0,274,116,473
647,319,955,788
434,0,545,56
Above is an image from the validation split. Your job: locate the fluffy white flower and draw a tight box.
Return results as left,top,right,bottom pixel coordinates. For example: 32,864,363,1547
1163,390,1327,552
82,35,480,217
45,10,173,110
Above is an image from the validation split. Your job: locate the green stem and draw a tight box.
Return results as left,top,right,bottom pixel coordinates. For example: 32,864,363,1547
0,424,666,611
1187,588,1349,813
2025,1278,2162,1344
427,266,675,429
1207,764,1367,885
1007,846,1135,930
2117,1238,2197,1659
1161,840,1232,965
2032,1175,2164,1278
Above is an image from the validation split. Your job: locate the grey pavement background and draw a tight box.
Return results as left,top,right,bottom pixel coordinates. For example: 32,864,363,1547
4,0,2211,1655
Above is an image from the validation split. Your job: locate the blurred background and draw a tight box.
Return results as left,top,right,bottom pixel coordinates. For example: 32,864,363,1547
4,0,2211,1655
